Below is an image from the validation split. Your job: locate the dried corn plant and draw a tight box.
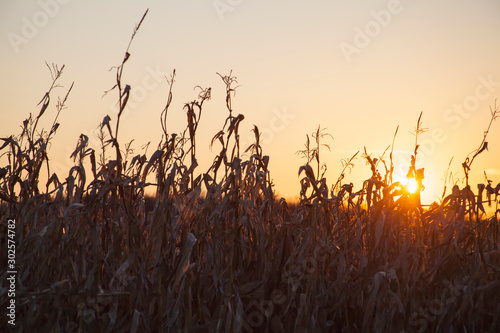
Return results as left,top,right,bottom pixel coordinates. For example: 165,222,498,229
1,10,500,333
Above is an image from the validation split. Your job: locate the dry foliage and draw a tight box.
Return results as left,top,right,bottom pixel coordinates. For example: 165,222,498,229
1,11,500,333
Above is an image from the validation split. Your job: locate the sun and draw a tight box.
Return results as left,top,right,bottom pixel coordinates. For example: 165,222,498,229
406,178,419,194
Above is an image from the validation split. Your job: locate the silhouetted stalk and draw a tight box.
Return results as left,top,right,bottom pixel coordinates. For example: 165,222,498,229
462,99,499,186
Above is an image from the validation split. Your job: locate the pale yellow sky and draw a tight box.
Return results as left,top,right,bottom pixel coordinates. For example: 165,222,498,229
1,0,500,203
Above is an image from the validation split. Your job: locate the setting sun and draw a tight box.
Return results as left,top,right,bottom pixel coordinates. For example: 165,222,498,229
406,177,419,194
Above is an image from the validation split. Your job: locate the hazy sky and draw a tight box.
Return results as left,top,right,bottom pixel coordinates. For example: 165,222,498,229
1,0,500,203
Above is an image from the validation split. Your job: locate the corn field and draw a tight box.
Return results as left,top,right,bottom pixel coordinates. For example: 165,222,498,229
1,11,500,333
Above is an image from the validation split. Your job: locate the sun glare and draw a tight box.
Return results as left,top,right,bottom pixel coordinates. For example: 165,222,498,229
406,178,418,194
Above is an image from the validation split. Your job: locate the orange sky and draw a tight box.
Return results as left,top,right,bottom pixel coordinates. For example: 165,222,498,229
1,0,500,204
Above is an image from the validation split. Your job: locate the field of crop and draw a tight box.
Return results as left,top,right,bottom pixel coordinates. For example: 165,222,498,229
1,11,500,333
